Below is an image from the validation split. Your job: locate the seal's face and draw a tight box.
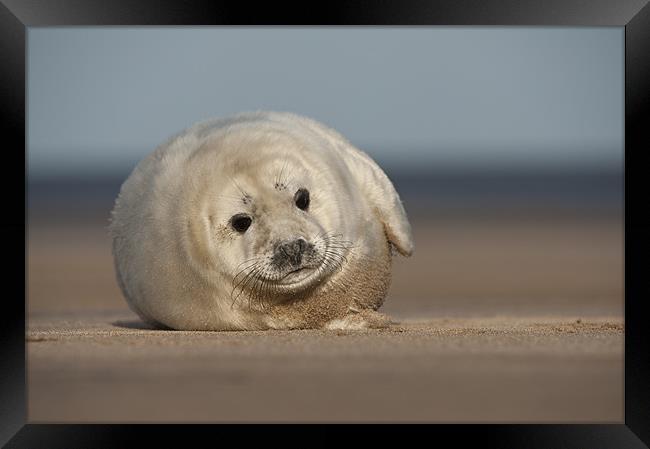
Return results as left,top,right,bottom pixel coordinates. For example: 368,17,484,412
200,141,355,308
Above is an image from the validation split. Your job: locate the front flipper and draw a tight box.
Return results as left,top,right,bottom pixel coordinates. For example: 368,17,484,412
324,309,393,330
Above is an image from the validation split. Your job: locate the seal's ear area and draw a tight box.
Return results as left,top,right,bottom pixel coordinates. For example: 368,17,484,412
280,112,413,255
337,146,414,257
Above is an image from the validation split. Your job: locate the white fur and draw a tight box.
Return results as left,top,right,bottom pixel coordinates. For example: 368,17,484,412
109,111,413,330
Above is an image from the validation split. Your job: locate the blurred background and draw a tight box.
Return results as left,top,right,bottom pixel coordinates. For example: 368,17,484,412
27,27,623,319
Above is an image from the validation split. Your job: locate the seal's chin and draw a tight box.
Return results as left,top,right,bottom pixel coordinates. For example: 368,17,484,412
270,261,335,294
277,266,318,286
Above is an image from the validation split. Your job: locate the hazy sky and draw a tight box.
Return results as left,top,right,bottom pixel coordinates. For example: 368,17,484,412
28,27,623,176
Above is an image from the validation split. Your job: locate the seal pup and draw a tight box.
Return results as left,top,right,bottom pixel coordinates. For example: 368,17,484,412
109,111,413,330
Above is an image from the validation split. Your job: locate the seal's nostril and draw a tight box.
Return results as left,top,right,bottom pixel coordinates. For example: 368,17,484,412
296,238,307,253
280,245,290,258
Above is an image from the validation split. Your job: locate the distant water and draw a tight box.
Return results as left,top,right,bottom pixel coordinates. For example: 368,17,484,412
389,168,622,215
27,168,623,225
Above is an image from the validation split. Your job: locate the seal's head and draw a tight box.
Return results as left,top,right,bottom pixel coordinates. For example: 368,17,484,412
200,139,361,307
110,111,413,330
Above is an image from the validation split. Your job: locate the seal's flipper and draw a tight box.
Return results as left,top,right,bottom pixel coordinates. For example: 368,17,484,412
336,144,414,257
323,310,392,330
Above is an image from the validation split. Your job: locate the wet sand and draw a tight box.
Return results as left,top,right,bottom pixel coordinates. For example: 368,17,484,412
27,216,623,422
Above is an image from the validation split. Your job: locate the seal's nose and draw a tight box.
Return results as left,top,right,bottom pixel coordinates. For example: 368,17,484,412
277,238,309,266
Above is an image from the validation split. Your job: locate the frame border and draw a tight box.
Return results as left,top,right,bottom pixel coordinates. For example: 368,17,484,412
3,1,648,447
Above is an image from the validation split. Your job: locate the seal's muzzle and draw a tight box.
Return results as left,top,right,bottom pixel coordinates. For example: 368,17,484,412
273,238,313,267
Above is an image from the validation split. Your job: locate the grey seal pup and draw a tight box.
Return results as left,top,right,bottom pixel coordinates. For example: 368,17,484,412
109,111,413,330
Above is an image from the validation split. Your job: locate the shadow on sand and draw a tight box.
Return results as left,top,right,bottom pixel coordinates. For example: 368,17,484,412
111,319,162,330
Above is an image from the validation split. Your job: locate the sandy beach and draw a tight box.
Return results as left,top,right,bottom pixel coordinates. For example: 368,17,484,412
27,215,623,422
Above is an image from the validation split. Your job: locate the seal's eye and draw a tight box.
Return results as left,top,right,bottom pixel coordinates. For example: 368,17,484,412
294,188,310,211
230,214,252,233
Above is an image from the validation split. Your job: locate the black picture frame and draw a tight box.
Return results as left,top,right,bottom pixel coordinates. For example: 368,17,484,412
3,1,649,447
